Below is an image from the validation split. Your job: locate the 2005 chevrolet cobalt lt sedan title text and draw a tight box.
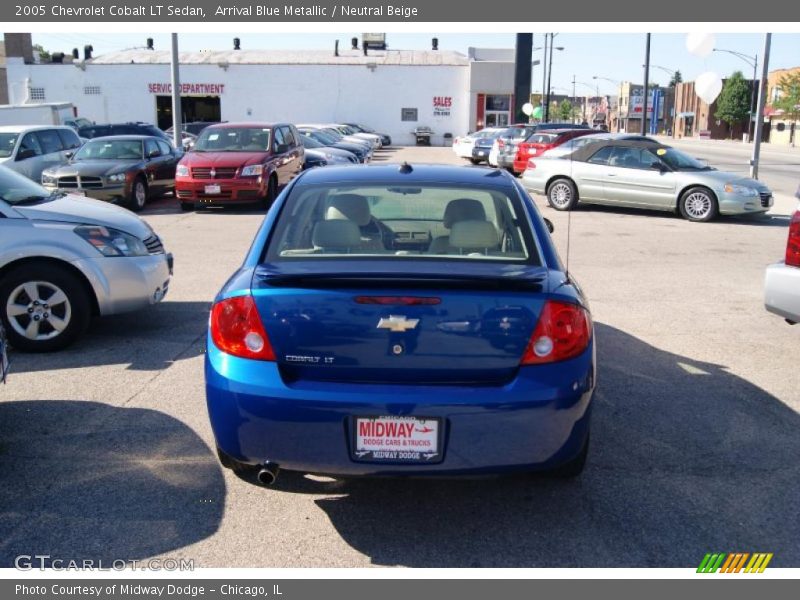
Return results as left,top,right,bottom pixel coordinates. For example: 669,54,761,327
205,164,595,484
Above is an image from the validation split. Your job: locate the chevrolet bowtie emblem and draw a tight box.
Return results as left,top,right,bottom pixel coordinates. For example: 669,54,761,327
377,315,419,332
209,168,216,178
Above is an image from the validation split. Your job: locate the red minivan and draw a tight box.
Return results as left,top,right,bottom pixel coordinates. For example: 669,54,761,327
512,129,595,174
175,122,304,211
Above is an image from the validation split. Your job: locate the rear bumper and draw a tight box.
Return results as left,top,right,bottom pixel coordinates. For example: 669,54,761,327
765,262,800,323
471,147,491,161
205,340,595,476
175,177,264,204
497,155,516,170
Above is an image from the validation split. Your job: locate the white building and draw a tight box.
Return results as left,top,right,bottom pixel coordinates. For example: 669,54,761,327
4,35,519,146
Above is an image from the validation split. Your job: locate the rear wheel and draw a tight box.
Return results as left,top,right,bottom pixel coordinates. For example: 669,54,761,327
128,176,148,212
679,186,718,222
0,263,91,352
469,158,481,165
547,178,579,211
262,175,278,210
180,201,194,212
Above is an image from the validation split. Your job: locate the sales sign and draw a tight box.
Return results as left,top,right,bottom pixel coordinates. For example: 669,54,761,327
434,96,452,116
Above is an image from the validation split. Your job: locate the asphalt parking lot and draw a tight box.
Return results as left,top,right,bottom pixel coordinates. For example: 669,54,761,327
1,145,798,568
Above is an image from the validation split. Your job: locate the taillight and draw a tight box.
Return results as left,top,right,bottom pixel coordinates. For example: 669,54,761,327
210,296,275,361
498,139,505,148
521,300,592,365
786,211,800,267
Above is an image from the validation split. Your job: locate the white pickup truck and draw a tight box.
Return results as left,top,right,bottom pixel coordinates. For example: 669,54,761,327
0,102,89,130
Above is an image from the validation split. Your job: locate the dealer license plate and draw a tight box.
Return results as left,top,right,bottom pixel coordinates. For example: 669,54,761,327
204,184,221,194
353,416,441,463
477,151,485,156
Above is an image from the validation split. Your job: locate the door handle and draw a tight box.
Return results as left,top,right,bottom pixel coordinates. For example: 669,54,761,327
607,173,617,177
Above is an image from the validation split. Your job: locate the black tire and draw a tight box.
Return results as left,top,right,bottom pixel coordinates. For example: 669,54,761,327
469,158,482,165
128,176,148,212
678,186,718,222
549,432,589,478
180,201,194,212
0,263,92,352
546,178,579,211
262,175,278,210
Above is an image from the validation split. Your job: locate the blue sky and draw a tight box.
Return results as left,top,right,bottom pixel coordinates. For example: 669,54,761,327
25,32,800,94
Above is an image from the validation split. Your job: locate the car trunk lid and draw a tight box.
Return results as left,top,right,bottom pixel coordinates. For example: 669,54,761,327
251,260,549,385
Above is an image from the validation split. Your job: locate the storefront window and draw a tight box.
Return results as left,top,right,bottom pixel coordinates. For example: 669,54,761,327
485,95,510,111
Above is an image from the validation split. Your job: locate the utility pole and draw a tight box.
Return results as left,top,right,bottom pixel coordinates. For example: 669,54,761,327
542,33,553,121
170,33,183,149
545,33,555,122
641,33,651,135
572,74,577,123
751,33,771,179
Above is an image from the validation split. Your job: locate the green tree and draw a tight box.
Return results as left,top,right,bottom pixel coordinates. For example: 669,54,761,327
715,71,751,138
558,99,573,121
773,71,800,147
32,44,51,63
669,70,683,87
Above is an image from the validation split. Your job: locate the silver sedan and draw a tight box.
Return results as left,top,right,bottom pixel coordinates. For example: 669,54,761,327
521,139,773,222
0,166,172,352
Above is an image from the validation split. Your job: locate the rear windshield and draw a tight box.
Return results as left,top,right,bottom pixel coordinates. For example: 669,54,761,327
527,133,557,144
266,184,537,263
194,127,271,152
74,139,143,160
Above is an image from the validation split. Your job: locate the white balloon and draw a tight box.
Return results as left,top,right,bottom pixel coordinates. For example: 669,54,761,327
686,32,716,58
522,102,534,116
695,71,723,104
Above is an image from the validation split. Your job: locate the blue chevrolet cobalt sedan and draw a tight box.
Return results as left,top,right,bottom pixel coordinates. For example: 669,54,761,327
205,164,595,484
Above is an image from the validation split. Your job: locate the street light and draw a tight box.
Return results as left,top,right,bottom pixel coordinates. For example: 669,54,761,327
542,33,565,122
713,47,758,142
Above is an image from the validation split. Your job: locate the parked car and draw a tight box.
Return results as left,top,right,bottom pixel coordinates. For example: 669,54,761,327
765,189,800,324
494,124,592,172
452,127,505,161
175,122,304,211
0,125,83,183
63,117,94,131
78,122,173,145
41,135,183,212
0,165,172,352
334,124,383,148
521,139,774,222
488,123,537,167
538,133,658,160
299,135,358,167
205,164,595,483
470,129,505,164
299,124,375,155
506,129,597,174
298,128,370,163
344,123,391,146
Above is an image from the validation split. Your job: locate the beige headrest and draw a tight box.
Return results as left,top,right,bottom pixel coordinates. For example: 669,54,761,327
312,220,361,249
443,198,487,228
326,194,371,226
449,220,499,249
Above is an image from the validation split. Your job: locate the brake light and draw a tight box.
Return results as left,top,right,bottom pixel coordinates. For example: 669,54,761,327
787,211,800,267
521,300,592,365
210,296,275,360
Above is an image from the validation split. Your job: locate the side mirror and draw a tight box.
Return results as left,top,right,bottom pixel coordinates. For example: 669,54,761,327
276,144,289,154
64,151,74,159
147,149,162,159
544,218,555,233
16,148,36,161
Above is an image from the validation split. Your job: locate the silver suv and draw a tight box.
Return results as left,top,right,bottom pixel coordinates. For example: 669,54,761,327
0,165,172,352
